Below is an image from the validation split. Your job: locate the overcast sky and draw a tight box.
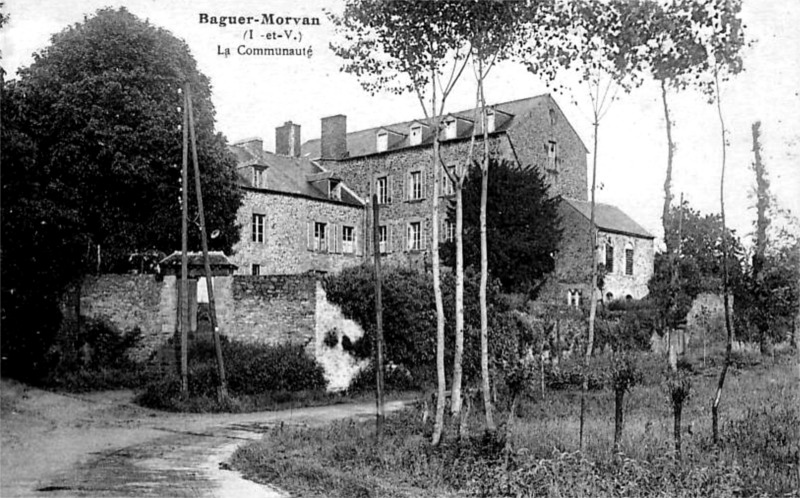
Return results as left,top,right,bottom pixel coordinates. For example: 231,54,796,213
2,0,798,249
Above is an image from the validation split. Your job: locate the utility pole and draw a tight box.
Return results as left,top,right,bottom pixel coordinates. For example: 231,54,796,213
179,88,189,399
185,83,229,402
372,195,385,434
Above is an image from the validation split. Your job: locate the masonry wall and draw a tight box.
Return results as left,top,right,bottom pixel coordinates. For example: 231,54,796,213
68,274,167,360
230,190,365,275
554,203,654,303
505,95,588,201
324,135,514,268
226,274,316,346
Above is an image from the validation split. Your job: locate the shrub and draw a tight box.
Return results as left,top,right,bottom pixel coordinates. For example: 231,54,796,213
545,359,608,391
595,299,658,352
137,339,328,411
346,362,417,393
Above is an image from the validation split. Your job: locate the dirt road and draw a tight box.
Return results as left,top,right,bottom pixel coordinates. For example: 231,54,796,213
0,379,410,497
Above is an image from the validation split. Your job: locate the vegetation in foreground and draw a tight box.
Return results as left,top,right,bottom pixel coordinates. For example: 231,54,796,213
230,359,799,498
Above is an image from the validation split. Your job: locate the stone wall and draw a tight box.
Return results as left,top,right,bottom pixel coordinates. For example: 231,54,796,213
230,189,365,275
226,274,316,346
504,95,588,201
69,274,167,360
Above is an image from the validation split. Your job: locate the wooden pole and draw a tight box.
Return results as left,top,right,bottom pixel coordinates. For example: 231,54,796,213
372,195,385,434
185,84,229,402
180,88,189,399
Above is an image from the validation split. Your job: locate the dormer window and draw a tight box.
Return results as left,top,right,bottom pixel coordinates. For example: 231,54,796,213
444,119,457,140
486,110,496,133
252,167,266,189
410,124,423,146
549,108,557,126
328,180,341,200
377,131,388,152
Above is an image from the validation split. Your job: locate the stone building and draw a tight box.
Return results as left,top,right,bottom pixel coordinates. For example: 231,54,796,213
300,93,589,268
231,93,654,304
229,127,367,275
556,199,655,305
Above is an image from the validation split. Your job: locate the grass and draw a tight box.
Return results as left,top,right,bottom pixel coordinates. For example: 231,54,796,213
230,353,799,497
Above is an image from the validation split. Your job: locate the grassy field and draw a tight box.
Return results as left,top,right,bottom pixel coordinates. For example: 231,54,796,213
230,354,799,497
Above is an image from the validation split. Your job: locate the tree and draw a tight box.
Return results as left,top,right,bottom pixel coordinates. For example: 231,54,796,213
329,0,470,445
0,8,242,378
440,159,561,295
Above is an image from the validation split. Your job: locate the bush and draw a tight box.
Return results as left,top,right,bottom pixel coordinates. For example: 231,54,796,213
595,299,658,352
137,339,328,411
545,359,607,391
323,329,339,348
41,316,152,391
346,362,417,394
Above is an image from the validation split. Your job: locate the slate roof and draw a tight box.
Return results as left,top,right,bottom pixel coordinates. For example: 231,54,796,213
230,143,363,206
301,93,588,159
561,198,654,239
160,251,237,268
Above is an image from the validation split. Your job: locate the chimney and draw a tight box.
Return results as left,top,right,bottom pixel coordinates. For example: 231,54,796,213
320,114,347,160
275,121,301,157
236,137,263,156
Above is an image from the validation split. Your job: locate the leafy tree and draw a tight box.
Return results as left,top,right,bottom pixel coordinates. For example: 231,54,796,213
329,0,471,444
440,159,561,296
1,8,242,378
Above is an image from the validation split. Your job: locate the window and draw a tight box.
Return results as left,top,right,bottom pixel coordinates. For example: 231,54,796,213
376,175,389,204
605,242,614,273
314,222,327,252
442,166,455,196
408,170,423,200
251,264,261,276
444,119,457,139
547,141,557,169
252,167,266,188
329,180,341,200
251,213,265,243
379,225,389,254
410,125,423,146
445,220,456,242
486,110,496,133
549,108,557,126
567,289,581,307
625,244,634,276
407,222,422,251
342,225,355,254
377,131,388,152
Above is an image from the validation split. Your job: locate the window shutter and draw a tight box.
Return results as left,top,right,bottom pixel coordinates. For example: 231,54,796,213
403,223,409,252
307,221,313,251
329,224,336,254
388,175,394,204
422,222,428,250
355,226,362,256
403,171,408,201
422,168,427,199
387,223,393,253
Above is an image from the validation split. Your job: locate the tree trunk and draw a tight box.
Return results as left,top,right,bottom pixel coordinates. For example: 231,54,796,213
613,388,625,454
179,90,190,399
431,77,448,444
711,71,734,446
478,65,495,432
451,184,465,418
673,396,683,460
751,121,770,354
661,79,678,371
372,197,386,435
580,118,600,450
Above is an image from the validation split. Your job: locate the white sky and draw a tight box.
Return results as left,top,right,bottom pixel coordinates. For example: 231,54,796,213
2,0,798,249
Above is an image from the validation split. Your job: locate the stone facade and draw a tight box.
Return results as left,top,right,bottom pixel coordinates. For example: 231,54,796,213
323,136,513,266
230,189,366,275
555,202,654,305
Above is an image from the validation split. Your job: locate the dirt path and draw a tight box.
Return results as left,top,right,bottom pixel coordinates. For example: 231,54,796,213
0,379,411,497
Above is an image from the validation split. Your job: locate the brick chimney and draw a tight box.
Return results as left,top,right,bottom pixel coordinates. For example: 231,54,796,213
320,114,347,160
275,121,301,157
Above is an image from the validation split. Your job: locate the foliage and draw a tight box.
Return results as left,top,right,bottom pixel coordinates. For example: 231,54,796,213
440,159,562,296
595,299,659,352
648,201,745,326
38,317,156,391
346,363,416,394
1,8,242,379
231,363,798,497
136,339,327,412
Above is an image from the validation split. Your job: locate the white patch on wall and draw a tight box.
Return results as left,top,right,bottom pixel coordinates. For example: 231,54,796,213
197,277,214,303
314,281,368,391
